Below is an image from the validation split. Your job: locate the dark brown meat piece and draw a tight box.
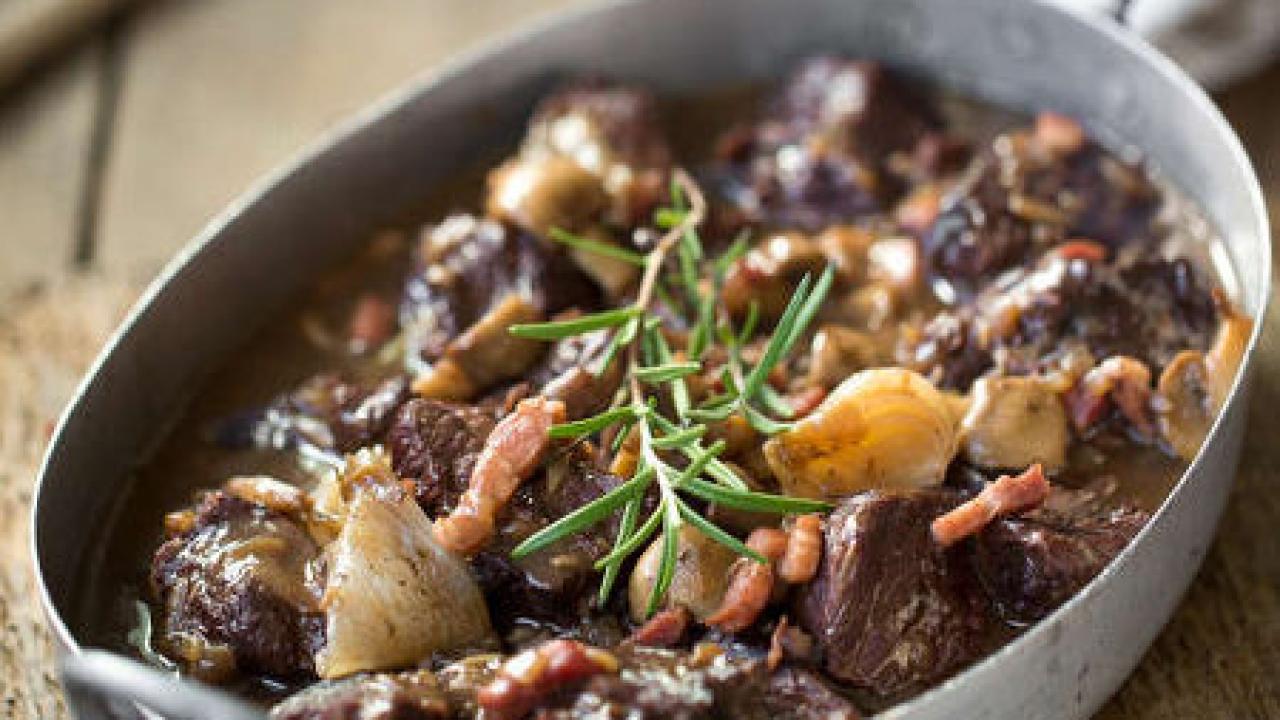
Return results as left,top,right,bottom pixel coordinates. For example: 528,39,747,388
215,374,409,457
401,214,600,363
538,647,861,719
270,671,450,720
924,129,1159,293
527,328,624,421
530,82,671,174
526,81,672,230
910,252,1218,390
752,666,863,720
472,449,633,641
974,505,1149,623
777,57,939,168
795,490,994,702
715,57,939,230
151,492,323,679
385,398,497,517
906,310,994,391
1006,256,1217,375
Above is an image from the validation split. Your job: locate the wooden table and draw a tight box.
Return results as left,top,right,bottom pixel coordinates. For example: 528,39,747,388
0,2,1276,717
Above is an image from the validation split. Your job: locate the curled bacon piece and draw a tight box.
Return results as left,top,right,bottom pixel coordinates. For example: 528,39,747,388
777,514,823,584
931,464,1050,548
706,516,827,634
434,397,566,556
1069,356,1154,436
627,606,691,648
706,528,787,633
477,639,618,720
1053,239,1107,263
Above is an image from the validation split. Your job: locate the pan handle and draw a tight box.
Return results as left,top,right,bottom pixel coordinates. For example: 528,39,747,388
60,650,266,720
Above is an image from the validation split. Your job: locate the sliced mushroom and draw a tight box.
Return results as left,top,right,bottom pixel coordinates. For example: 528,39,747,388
1204,306,1253,410
412,295,546,400
485,155,608,238
628,525,737,623
1155,351,1213,461
960,376,1069,472
722,232,828,321
1155,303,1253,460
807,325,878,387
763,367,959,499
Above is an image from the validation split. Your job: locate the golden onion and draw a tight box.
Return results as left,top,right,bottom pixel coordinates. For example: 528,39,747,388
628,525,736,622
763,367,959,499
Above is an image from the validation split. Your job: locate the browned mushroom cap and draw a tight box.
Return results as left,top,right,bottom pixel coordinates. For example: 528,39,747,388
1156,302,1254,461
960,376,1069,473
485,155,609,238
807,325,878,387
1204,305,1253,410
722,232,828,321
628,525,737,623
1155,350,1213,461
412,295,545,401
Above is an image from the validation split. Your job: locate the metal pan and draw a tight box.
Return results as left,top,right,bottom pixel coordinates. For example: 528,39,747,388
31,0,1270,717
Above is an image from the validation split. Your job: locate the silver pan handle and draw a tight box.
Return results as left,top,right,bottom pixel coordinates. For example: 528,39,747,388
61,650,266,720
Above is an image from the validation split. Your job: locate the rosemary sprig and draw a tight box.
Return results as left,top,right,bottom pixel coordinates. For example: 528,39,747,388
508,169,834,617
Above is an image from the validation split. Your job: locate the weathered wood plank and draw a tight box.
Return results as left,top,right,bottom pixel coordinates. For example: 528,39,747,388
95,0,584,281
0,45,99,298
0,276,137,720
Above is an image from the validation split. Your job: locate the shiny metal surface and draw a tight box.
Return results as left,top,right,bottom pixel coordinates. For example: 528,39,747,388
32,0,1270,718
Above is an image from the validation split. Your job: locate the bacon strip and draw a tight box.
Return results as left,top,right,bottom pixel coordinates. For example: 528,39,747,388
476,639,617,720
1069,356,1154,436
777,514,822,584
434,397,566,556
626,606,691,648
1054,239,1107,263
706,528,787,633
931,464,1050,548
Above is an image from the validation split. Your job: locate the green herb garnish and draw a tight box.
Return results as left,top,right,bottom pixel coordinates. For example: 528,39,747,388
509,169,834,616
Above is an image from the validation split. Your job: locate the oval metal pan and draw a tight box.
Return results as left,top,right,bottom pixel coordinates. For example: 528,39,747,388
32,0,1270,718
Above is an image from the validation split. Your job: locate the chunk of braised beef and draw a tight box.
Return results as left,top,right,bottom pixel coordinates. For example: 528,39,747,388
270,670,451,720
401,215,601,363
777,57,940,169
795,490,994,702
906,310,994,390
527,81,670,175
215,374,408,456
471,450,635,642
151,492,324,679
925,131,1159,293
538,647,861,720
974,505,1149,624
386,398,497,517
911,252,1218,390
1000,254,1217,375
925,165,1034,289
528,328,624,421
714,58,940,230
754,666,863,720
